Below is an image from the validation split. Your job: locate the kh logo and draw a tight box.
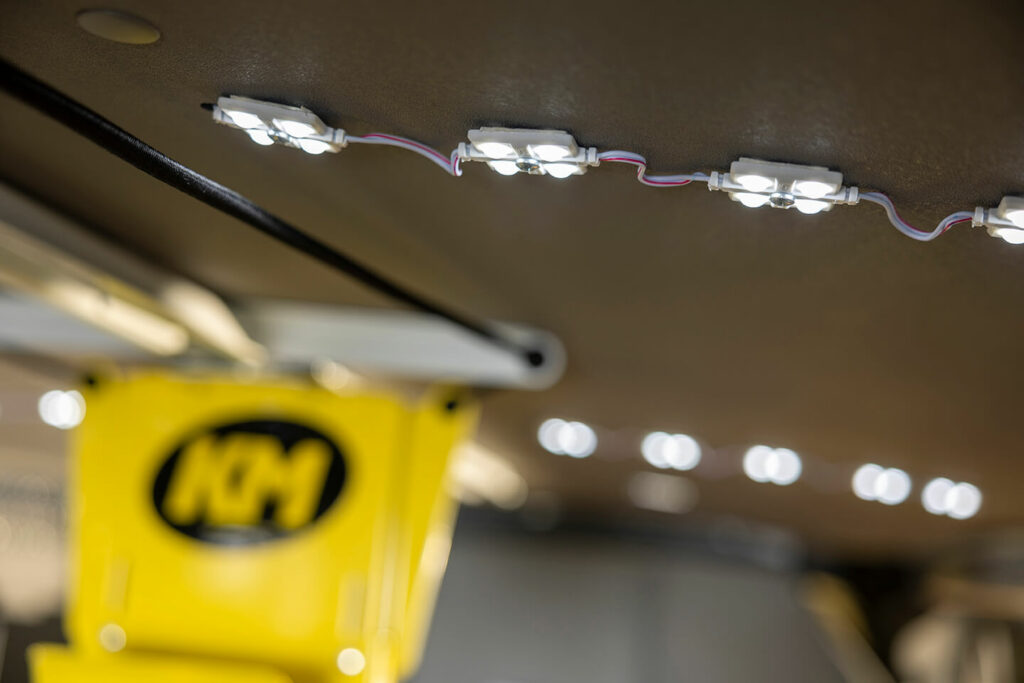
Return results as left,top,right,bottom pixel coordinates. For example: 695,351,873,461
152,420,346,544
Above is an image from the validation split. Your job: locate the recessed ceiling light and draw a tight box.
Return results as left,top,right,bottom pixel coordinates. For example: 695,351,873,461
76,9,160,45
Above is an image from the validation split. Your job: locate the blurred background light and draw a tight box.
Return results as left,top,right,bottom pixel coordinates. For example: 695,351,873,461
946,483,982,520
98,623,127,652
37,389,85,430
743,446,802,486
852,464,884,501
337,647,366,676
451,442,528,510
852,464,911,505
627,471,697,514
922,478,954,515
537,418,597,458
922,478,982,519
641,432,701,471
310,357,360,392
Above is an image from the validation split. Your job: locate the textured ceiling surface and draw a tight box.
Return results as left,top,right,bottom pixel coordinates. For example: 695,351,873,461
2,0,1024,557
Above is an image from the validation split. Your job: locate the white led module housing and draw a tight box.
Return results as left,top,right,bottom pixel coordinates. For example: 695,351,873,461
708,158,859,214
973,196,1024,244
457,127,599,178
212,95,347,154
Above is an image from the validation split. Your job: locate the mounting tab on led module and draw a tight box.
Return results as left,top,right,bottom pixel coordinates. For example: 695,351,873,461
708,157,859,215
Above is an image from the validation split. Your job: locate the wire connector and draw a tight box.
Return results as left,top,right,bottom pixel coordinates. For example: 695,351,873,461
973,197,1024,244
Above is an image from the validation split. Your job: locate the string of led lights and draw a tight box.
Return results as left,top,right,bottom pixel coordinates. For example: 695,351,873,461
0,58,547,370
201,94,1024,245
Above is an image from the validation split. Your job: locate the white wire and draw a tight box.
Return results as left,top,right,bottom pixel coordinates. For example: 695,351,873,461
860,192,973,242
347,133,461,176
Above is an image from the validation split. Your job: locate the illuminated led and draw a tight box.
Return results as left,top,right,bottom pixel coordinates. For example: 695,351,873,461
733,192,771,208
642,432,700,471
642,432,671,469
538,418,596,458
38,390,85,430
1005,209,1024,228
712,159,855,215
543,163,578,179
875,468,911,505
474,141,517,158
947,483,982,520
247,129,274,146
921,478,981,519
743,445,800,485
487,160,520,176
792,180,834,199
538,418,567,454
993,227,1024,244
852,464,883,501
461,128,596,178
767,448,801,485
555,422,580,454
922,477,954,515
793,199,830,215
736,174,774,192
743,445,773,482
529,144,572,162
562,421,597,458
274,119,318,138
298,138,332,155
223,110,263,129
214,97,344,155
337,648,366,676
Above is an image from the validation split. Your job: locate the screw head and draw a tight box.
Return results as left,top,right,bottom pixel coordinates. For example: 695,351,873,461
769,191,795,209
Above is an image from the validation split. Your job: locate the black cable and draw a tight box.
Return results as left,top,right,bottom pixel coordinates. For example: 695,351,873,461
0,58,545,369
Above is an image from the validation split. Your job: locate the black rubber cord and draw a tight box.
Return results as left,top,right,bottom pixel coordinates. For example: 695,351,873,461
0,58,545,369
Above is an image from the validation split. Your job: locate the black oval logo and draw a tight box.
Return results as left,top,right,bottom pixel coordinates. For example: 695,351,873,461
152,419,346,545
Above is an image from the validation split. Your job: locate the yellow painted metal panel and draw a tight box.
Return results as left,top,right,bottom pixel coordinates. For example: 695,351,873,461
29,644,294,683
51,372,475,683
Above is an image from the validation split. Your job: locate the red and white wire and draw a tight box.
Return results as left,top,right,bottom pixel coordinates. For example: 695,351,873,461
597,150,709,187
